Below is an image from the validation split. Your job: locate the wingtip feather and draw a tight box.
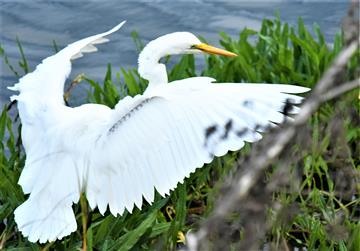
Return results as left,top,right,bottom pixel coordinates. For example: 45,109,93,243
109,20,126,34
10,95,19,102
7,85,19,91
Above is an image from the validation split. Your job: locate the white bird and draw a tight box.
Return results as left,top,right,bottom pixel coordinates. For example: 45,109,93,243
9,21,309,243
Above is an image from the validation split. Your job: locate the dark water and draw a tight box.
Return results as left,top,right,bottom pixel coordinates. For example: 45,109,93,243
0,1,349,107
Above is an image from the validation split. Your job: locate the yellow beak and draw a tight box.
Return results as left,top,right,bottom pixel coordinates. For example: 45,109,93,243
194,43,237,57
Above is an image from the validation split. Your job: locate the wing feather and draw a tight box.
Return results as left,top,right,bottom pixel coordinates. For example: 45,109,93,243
12,22,125,243
85,78,309,216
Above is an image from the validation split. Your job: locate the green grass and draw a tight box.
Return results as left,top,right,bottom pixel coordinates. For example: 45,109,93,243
0,17,359,250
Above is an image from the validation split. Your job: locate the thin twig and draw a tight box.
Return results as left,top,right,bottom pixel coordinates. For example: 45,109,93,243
63,73,85,104
321,78,359,102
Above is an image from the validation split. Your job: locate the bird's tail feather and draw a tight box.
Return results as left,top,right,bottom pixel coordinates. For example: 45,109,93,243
14,191,78,243
15,151,83,243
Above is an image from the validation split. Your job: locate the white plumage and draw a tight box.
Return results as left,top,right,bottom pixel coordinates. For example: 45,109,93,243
9,21,309,243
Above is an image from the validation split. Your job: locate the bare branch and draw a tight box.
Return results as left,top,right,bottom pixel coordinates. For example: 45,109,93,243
185,3,359,250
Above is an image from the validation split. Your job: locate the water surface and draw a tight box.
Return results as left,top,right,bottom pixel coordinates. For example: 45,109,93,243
0,1,349,107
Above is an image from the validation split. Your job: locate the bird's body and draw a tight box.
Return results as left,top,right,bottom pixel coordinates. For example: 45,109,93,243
9,22,309,243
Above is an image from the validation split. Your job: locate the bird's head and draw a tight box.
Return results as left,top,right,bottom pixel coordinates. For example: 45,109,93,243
148,31,237,57
138,31,237,84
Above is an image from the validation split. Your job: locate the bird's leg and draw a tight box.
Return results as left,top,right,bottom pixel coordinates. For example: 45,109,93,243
80,193,88,251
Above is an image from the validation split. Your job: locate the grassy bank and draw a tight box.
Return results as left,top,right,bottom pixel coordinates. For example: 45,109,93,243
0,16,359,250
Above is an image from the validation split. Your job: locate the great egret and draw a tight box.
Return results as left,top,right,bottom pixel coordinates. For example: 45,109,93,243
9,21,309,243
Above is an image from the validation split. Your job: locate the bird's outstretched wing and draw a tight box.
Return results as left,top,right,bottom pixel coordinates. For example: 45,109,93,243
11,22,125,243
8,21,125,104
85,77,309,216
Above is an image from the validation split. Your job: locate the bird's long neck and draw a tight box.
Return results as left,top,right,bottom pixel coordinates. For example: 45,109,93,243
138,40,168,86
